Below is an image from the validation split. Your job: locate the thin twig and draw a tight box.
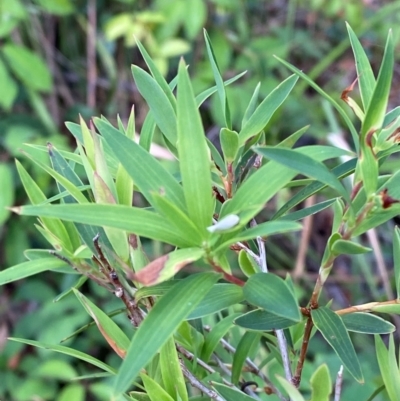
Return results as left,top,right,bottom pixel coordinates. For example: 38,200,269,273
276,329,292,382
179,362,225,401
176,345,232,387
213,333,286,400
334,365,344,401
294,195,315,279
86,0,97,110
292,317,313,387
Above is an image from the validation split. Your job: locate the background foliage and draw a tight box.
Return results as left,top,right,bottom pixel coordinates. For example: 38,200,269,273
2,1,400,400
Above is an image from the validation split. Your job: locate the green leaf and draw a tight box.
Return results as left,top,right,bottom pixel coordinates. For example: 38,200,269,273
196,71,247,107
188,284,244,319
231,332,260,384
309,364,332,401
73,289,130,358
151,193,203,246
201,313,239,362
311,307,363,382
0,163,14,225
238,75,298,145
275,376,304,401
15,160,74,252
224,146,350,224
131,66,177,144
133,248,204,286
331,239,372,255
140,374,174,401
15,204,194,248
177,59,213,233
8,338,116,374
274,55,359,151
346,24,375,112
159,337,188,401
238,250,259,277
204,30,231,128
394,227,400,299
135,39,176,110
112,272,220,396
215,220,302,252
242,82,260,129
0,257,70,285
360,30,394,139
243,273,301,321
272,158,357,220
220,128,239,163
235,309,300,331
94,118,186,212
280,199,337,221
0,58,18,110
2,44,52,92
255,146,350,203
212,383,256,401
375,334,400,401
341,313,395,334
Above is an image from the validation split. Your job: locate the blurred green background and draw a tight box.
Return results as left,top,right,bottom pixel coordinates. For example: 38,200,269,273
1,0,400,400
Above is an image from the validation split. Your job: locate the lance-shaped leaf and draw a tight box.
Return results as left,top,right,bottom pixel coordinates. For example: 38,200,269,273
116,106,135,207
360,30,393,139
346,23,376,111
213,383,256,401
14,204,194,248
223,146,351,224
394,227,400,299
94,118,186,211
74,289,130,358
272,158,357,220
131,248,205,286
238,74,298,145
341,312,395,334
235,309,300,331
201,313,240,362
231,332,260,384
140,373,174,401
0,257,70,285
15,160,73,252
243,273,301,321
8,338,116,374
242,82,261,129
151,193,203,246
280,198,337,221
112,272,220,396
275,376,304,401
132,66,177,145
204,29,231,128
177,59,213,233
94,172,130,261
255,147,350,204
135,38,176,110
188,284,244,319
375,334,400,401
159,337,188,401
309,364,332,401
220,128,239,163
214,220,302,252
311,307,363,382
274,55,359,150
331,239,371,255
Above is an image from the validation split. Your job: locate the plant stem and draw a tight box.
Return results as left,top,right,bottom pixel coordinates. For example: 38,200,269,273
292,317,314,387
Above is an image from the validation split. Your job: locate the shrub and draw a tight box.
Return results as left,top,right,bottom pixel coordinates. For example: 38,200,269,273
2,24,400,401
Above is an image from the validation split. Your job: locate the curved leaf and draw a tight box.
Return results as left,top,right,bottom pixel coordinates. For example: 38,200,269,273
311,307,363,382
243,273,301,321
112,272,220,396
